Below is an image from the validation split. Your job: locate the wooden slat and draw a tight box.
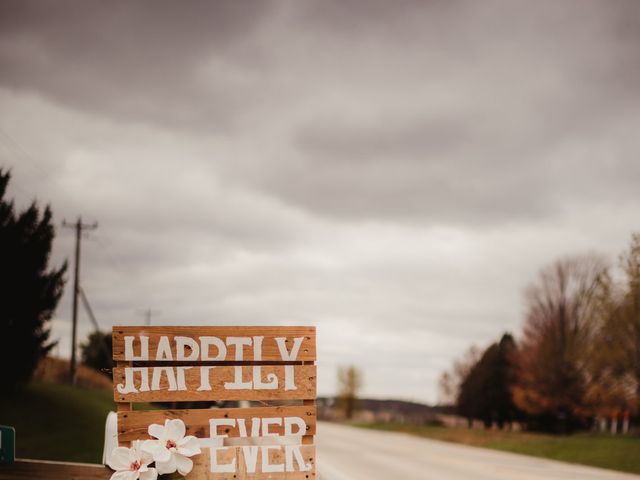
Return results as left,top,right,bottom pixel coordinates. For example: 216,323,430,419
0,459,111,480
118,406,317,442
116,360,132,413
302,359,316,446
113,326,316,362
113,365,316,402
188,445,316,479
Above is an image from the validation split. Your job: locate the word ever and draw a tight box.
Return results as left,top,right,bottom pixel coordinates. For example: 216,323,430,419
208,416,311,473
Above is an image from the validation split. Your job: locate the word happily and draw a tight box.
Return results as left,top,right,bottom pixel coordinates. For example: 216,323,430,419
116,365,300,394
122,335,306,362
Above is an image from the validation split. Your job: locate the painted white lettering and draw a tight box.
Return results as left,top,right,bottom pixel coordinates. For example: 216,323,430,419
252,336,264,360
285,445,311,472
226,337,252,360
284,417,306,436
151,367,178,391
209,419,236,473
197,366,214,391
275,337,304,361
175,336,199,361
261,446,284,473
242,446,259,473
261,417,282,437
124,336,149,361
236,418,260,437
176,366,192,391
209,418,236,439
200,336,226,361
224,366,252,390
253,366,278,390
284,365,297,391
210,447,236,473
116,367,150,394
156,336,173,361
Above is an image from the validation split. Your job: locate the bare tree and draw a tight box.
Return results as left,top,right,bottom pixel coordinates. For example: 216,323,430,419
337,365,363,420
587,234,640,418
513,254,607,431
438,344,480,406
618,234,640,416
438,371,456,405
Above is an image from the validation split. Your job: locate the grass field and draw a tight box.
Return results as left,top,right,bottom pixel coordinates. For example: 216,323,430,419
4,382,639,474
0,382,117,463
358,422,640,475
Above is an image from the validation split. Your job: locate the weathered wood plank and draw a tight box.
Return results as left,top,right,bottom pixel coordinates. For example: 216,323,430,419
113,365,317,402
187,445,316,479
112,326,316,362
118,406,317,442
116,360,132,413
0,459,111,480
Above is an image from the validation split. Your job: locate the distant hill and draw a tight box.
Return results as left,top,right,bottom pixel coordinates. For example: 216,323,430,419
33,356,112,389
318,396,454,423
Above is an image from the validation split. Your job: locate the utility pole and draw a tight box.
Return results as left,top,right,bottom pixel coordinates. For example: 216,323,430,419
63,216,98,384
139,308,160,326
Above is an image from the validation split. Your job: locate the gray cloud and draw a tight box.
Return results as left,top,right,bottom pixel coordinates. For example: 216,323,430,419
1,0,639,402
0,0,276,129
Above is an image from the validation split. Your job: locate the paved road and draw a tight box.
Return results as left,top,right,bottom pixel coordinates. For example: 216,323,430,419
316,422,640,480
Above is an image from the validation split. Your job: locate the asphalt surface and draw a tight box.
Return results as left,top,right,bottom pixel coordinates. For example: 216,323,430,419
316,422,640,480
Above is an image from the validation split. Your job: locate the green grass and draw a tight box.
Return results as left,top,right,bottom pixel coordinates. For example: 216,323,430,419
0,382,117,463
358,422,640,475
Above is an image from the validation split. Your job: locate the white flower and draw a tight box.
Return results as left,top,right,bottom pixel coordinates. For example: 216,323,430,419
142,419,201,476
108,440,157,480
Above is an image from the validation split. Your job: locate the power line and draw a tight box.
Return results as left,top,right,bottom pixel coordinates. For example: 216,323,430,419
0,127,49,178
0,128,56,209
79,286,111,364
79,286,100,332
63,216,98,385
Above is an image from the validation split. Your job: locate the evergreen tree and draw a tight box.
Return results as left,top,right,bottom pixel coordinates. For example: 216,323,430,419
0,169,67,391
457,334,520,429
80,330,113,378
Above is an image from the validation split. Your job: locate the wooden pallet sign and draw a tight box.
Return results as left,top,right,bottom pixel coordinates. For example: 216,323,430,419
112,326,317,480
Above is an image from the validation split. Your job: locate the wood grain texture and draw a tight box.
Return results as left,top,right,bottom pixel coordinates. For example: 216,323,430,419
116,360,132,412
0,459,111,480
112,326,316,362
118,406,317,442
187,445,316,480
113,365,316,402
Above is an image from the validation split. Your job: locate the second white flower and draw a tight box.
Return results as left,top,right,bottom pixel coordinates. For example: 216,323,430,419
142,418,201,476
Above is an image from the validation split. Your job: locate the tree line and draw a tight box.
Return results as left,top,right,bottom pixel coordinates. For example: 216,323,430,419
440,234,640,433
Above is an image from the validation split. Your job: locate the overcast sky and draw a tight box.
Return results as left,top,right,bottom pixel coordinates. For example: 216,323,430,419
1,0,639,403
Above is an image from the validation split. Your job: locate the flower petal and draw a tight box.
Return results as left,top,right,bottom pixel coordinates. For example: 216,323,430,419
108,447,133,471
142,440,170,463
139,468,158,480
175,453,194,476
165,419,186,441
137,440,155,466
110,471,137,480
177,435,201,457
148,423,165,440
156,453,177,475
139,448,155,466
131,440,146,461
